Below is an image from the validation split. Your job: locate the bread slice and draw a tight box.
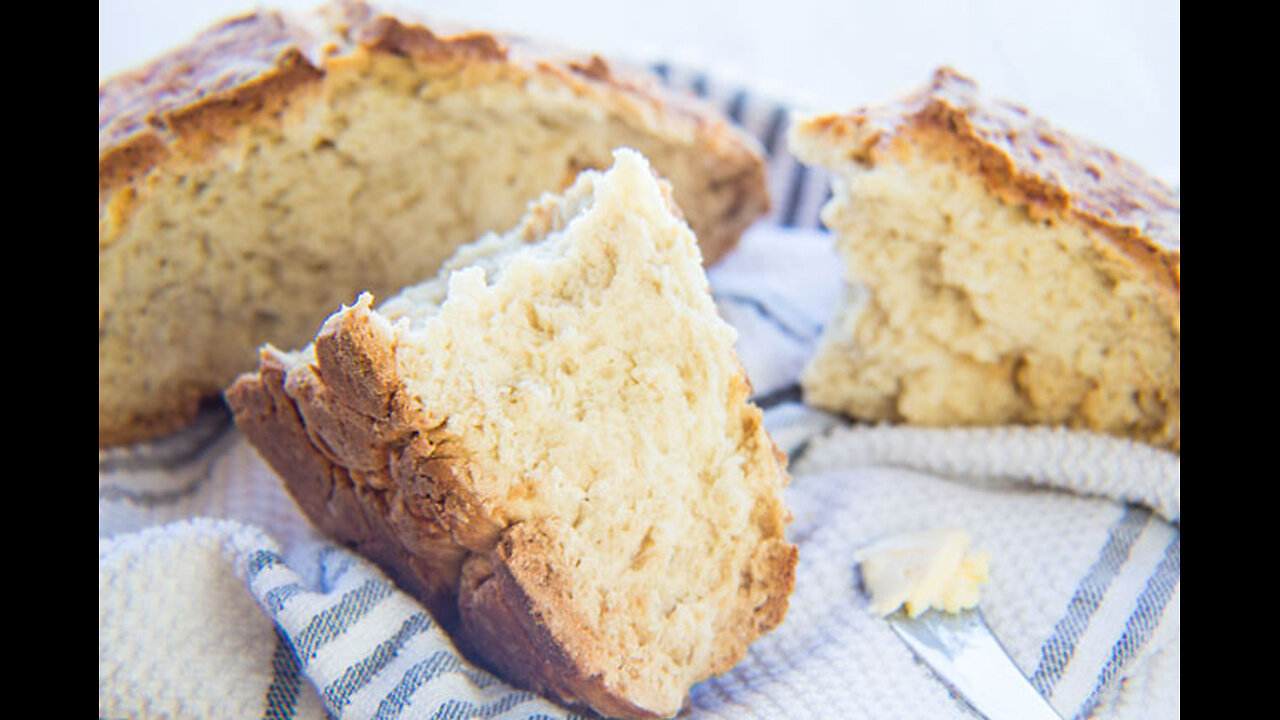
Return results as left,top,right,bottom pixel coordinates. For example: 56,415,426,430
790,68,1180,450
100,1,769,447
226,149,796,718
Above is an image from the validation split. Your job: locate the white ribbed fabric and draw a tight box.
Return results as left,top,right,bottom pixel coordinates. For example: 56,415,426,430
99,413,1180,720
99,66,1179,720
794,425,1180,523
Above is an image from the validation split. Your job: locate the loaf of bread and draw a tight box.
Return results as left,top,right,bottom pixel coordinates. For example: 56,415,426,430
226,149,796,719
790,68,1180,450
100,0,769,447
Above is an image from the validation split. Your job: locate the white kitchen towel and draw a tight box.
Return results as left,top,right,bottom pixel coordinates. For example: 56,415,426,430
99,410,1180,720
99,66,1180,720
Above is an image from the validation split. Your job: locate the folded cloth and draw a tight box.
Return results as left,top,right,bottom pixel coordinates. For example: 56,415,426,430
99,67,1179,720
101,517,572,720
99,410,1180,720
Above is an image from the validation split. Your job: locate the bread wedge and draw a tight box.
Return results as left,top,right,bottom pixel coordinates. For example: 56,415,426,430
226,149,796,718
100,1,769,447
790,68,1180,450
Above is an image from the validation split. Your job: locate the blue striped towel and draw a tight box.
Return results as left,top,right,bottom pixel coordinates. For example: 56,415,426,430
99,67,1180,720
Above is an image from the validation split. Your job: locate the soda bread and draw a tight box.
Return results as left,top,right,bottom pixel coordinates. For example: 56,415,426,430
791,68,1180,450
100,1,769,447
226,150,796,719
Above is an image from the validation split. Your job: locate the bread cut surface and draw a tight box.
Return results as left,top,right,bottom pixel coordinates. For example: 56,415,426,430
100,0,769,447
791,68,1180,450
226,149,796,719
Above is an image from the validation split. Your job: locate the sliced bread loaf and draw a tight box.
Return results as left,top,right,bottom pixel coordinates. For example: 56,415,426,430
226,149,796,718
790,68,1180,450
100,1,769,446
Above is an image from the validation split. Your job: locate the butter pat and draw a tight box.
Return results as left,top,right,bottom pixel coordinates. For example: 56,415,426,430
855,529,990,617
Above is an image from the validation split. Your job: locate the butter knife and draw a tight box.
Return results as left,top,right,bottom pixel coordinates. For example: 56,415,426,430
887,608,1063,720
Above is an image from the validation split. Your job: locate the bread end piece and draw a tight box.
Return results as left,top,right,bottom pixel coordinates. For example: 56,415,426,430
791,68,1180,450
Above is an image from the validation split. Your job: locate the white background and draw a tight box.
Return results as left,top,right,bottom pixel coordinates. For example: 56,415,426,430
99,0,1179,186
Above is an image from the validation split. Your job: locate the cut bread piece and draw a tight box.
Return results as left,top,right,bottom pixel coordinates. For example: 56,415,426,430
226,149,796,719
100,1,769,447
790,68,1180,450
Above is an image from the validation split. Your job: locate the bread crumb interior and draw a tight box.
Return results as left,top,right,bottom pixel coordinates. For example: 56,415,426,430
387,150,785,694
801,144,1179,448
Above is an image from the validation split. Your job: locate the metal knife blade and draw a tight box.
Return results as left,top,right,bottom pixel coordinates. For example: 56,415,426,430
887,608,1063,720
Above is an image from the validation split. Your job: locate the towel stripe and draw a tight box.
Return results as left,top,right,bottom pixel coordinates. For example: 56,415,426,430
690,72,709,98
97,403,233,474
760,106,789,157
725,89,749,124
373,650,509,720
322,612,435,712
263,627,303,720
247,549,287,580
97,463,219,507
752,383,803,411
780,162,809,228
263,582,308,613
1074,532,1180,720
295,579,396,662
1029,506,1151,697
427,693,565,720
714,291,821,343
785,436,818,468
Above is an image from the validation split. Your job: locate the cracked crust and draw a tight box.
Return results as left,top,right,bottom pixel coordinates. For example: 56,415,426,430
226,304,479,625
98,0,768,247
100,1,769,447
227,290,796,718
794,67,1179,306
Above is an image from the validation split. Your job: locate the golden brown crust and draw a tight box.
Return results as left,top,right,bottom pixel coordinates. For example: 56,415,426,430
458,523,666,720
225,298,485,625
98,9,328,209
226,290,793,718
802,67,1180,300
98,0,768,233
744,538,799,637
